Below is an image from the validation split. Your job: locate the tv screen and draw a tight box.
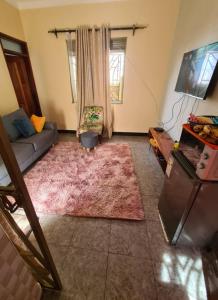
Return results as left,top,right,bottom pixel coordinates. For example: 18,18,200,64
175,42,218,99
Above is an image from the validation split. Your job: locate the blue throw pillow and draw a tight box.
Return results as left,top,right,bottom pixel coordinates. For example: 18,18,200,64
13,117,36,138
2,115,21,142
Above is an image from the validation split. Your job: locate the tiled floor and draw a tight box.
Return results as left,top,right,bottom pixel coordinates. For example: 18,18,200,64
19,135,208,299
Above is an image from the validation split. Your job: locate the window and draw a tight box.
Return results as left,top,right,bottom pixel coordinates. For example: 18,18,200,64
109,38,127,104
67,37,127,103
0,38,23,53
66,39,77,102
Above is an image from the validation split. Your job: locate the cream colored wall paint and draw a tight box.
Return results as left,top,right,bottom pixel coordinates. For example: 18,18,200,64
0,0,25,115
161,0,218,140
20,0,180,131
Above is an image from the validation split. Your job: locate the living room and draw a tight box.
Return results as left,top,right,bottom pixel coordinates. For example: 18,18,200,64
0,0,218,299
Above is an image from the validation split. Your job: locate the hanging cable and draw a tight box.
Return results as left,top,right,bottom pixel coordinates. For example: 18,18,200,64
180,95,188,121
191,98,198,114
194,99,200,115
161,94,185,128
166,96,187,133
125,55,159,117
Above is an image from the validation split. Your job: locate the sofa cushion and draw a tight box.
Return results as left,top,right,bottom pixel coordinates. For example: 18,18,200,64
0,143,34,181
31,115,46,133
11,143,35,164
15,129,54,151
13,117,36,138
2,115,20,142
79,123,103,135
2,108,29,142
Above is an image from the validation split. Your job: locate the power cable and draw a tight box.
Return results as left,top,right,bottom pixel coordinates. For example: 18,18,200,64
161,94,185,128
191,98,198,114
194,99,200,115
167,96,187,133
125,55,159,117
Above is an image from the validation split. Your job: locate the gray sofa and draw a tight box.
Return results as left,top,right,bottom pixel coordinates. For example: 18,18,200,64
0,108,58,186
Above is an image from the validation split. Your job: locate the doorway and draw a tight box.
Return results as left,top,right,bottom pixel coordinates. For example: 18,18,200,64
0,33,41,116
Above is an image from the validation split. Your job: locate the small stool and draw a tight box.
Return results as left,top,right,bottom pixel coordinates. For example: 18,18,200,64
80,131,98,152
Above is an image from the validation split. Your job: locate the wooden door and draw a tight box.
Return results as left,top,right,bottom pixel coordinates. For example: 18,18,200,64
6,54,36,116
0,32,41,117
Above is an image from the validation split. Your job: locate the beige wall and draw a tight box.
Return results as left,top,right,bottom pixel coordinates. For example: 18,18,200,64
0,0,25,115
20,0,180,131
161,0,218,140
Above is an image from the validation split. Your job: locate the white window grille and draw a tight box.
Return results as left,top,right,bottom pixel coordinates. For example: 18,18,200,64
109,37,127,103
67,37,127,103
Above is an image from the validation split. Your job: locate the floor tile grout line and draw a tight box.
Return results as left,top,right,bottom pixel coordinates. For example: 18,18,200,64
103,220,111,300
144,219,159,300
107,250,153,260
48,241,157,261
151,257,159,300
31,136,166,299
47,242,109,255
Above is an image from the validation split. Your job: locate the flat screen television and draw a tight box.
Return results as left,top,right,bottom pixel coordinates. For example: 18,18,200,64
175,42,218,99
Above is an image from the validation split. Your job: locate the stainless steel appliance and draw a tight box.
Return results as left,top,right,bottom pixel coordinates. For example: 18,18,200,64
158,150,218,248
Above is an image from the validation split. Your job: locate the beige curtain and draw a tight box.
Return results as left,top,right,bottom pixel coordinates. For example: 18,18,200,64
76,25,112,138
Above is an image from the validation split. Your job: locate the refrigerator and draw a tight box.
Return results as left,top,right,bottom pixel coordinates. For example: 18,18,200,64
158,150,218,248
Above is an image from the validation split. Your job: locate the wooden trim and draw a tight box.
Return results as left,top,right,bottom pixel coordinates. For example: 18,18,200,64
0,118,62,290
58,129,76,133
24,43,42,116
0,32,25,45
113,132,148,136
0,202,47,268
0,32,42,116
58,129,148,136
148,127,174,172
58,130,148,136
4,49,28,57
0,32,27,55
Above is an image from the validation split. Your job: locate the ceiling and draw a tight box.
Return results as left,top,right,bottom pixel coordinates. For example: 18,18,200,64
6,0,126,10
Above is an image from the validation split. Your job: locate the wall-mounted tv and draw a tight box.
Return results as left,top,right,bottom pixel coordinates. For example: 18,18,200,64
175,42,218,99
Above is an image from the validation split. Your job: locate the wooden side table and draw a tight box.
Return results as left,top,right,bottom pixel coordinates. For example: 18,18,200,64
148,128,174,172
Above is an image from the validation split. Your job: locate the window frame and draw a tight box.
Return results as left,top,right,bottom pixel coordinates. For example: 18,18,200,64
109,37,127,104
66,39,77,103
66,37,127,104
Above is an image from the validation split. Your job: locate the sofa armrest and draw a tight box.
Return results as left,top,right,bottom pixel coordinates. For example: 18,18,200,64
44,121,57,130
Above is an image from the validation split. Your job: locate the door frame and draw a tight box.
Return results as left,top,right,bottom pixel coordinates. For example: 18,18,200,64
0,32,42,116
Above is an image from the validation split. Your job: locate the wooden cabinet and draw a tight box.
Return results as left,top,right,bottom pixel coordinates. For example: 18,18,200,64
148,128,174,172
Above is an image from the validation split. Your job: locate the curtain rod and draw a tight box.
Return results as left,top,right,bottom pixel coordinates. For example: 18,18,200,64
48,24,148,38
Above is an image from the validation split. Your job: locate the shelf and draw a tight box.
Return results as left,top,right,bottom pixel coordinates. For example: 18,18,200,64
183,124,218,150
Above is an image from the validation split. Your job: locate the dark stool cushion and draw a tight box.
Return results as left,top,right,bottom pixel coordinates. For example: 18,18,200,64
80,131,98,148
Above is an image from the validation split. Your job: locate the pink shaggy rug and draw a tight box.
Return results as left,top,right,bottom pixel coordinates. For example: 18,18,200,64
24,142,144,220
